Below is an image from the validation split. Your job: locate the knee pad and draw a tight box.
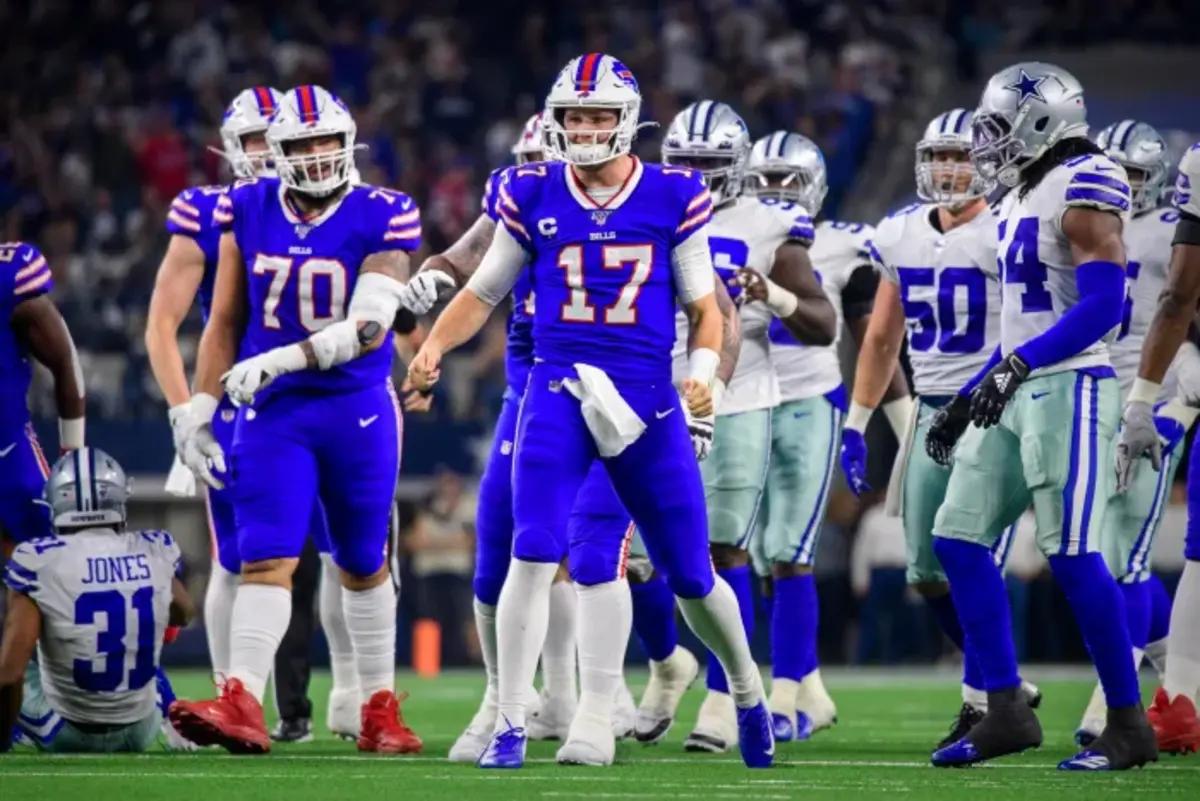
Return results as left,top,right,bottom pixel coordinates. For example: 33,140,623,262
512,525,568,565
665,568,714,600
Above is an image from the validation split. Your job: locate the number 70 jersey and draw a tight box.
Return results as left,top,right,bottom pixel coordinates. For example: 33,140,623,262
870,203,1001,396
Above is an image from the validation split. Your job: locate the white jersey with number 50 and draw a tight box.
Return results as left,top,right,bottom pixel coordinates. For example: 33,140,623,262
870,202,1001,396
671,196,814,416
2,529,179,724
1109,207,1178,399
770,219,874,402
996,152,1131,376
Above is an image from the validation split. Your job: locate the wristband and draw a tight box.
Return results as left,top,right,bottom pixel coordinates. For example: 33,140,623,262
882,396,915,440
190,392,220,424
763,277,799,318
59,417,85,451
687,347,720,388
844,401,874,432
1128,377,1162,406
273,343,310,374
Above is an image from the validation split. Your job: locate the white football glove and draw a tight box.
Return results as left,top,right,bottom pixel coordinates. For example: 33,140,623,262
1114,400,1159,494
683,405,715,462
168,402,197,454
397,270,455,315
181,424,228,490
222,346,305,407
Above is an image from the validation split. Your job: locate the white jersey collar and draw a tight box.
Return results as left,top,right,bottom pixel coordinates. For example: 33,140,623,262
564,157,643,213
277,182,349,228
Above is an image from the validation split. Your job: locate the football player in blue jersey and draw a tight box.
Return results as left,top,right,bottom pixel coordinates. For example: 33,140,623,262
169,85,423,755
409,53,773,770
0,240,85,556
925,63,1156,771
145,87,361,742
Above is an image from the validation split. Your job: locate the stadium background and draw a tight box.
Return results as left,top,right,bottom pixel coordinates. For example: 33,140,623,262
7,0,1200,672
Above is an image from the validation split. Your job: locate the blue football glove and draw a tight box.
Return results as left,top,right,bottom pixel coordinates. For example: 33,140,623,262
840,428,870,496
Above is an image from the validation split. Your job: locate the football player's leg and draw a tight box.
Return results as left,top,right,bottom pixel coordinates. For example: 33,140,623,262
698,409,770,702
202,402,240,681
931,415,1038,765
311,501,359,739
758,398,837,739
1144,573,1170,678
541,569,579,722
315,383,418,753
16,659,64,751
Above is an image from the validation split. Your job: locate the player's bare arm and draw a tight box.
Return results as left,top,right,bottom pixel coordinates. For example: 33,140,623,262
12,294,86,449
850,278,908,410
847,311,909,402
1135,235,1200,386
145,235,207,407
0,591,40,747
169,576,196,628
713,278,742,386
745,241,836,345
682,291,723,417
194,232,248,399
421,213,498,287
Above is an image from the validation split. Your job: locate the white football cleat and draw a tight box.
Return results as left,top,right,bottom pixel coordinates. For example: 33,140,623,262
557,710,615,766
1074,680,1106,746
449,687,498,763
683,690,738,753
160,716,201,751
327,686,362,740
796,669,837,732
612,682,637,739
635,646,699,744
526,688,576,741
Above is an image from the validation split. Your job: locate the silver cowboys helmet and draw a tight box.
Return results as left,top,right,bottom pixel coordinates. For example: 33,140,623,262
45,447,131,530
744,131,827,215
1094,120,1171,215
971,61,1088,188
916,108,995,205
661,100,751,206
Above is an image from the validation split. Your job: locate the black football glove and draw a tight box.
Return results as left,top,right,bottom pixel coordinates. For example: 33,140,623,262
969,352,1030,428
925,394,972,467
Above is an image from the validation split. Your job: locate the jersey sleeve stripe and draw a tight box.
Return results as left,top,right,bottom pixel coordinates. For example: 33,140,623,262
212,208,234,224
3,566,38,595
382,228,421,241
788,224,815,241
14,270,52,297
498,208,531,241
389,210,420,227
498,183,520,214
685,189,712,213
1065,186,1130,212
7,561,36,583
14,256,47,282
1070,172,1130,195
167,210,203,232
675,203,713,235
171,198,201,216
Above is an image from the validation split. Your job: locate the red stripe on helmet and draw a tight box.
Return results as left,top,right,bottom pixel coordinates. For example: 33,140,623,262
254,87,275,116
575,52,602,92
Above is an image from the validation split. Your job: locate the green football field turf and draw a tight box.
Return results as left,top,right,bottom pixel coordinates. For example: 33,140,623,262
5,668,1199,800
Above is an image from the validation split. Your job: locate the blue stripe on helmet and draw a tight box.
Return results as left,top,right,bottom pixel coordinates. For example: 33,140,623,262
938,113,950,134
72,450,83,511
87,446,98,512
701,101,717,138
953,109,968,134
777,132,790,158
1118,119,1137,151
688,102,702,138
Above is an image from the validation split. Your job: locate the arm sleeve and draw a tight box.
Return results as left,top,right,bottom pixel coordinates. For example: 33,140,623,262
465,223,530,306
1012,259,1125,371
670,227,716,304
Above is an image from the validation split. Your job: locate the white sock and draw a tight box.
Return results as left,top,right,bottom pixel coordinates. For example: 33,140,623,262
495,559,559,730
542,579,579,701
769,677,799,716
1145,637,1168,680
471,598,500,726
343,581,397,698
318,555,357,693
204,563,239,680
962,683,987,710
229,583,292,702
677,577,763,709
574,580,631,722
1165,560,1200,702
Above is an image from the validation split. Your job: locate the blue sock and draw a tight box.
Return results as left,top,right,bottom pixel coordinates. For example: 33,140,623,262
925,592,984,692
932,537,1020,691
1119,581,1151,651
631,573,679,662
707,565,754,693
1147,573,1171,644
772,574,818,681
1048,553,1140,708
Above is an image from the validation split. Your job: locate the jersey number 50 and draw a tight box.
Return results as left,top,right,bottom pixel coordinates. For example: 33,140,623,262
898,266,987,354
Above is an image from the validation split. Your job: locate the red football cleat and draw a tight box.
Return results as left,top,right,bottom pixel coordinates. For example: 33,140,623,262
1148,687,1200,755
168,677,271,754
357,690,423,754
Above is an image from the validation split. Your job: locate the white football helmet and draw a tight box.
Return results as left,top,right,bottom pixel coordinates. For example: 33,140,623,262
662,101,750,207
543,53,642,166
971,61,1088,188
744,131,827,214
45,447,131,530
218,86,282,178
512,113,546,165
915,108,994,206
268,85,359,197
1094,120,1171,215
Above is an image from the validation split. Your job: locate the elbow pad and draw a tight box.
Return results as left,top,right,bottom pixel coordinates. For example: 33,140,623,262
308,273,402,370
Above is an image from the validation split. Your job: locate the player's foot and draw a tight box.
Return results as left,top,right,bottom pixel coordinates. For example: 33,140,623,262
526,689,576,741
612,683,636,740
557,710,616,766
635,646,699,744
1147,687,1200,755
168,677,271,754
357,690,422,754
156,669,199,751
684,691,738,753
1020,679,1042,709
930,689,1042,767
937,703,985,750
449,697,497,763
769,709,813,743
736,702,775,768
478,717,527,769
327,686,361,740
1060,704,1158,770
270,716,314,744
796,669,837,732
1074,681,1106,747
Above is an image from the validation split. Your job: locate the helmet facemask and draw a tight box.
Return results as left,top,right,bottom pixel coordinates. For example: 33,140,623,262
545,105,637,167
970,111,1031,188
916,144,993,210
744,166,826,213
272,133,356,198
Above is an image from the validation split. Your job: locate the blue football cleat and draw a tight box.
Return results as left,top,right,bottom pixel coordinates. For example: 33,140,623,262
477,718,527,769
931,737,982,767
1059,749,1111,771
736,702,775,768
793,711,814,741
771,712,794,742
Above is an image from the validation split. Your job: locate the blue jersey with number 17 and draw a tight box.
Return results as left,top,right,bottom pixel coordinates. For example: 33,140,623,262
218,177,422,400
495,158,713,384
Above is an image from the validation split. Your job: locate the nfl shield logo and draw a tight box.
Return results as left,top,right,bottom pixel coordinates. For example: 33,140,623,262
295,224,312,239
590,209,610,226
